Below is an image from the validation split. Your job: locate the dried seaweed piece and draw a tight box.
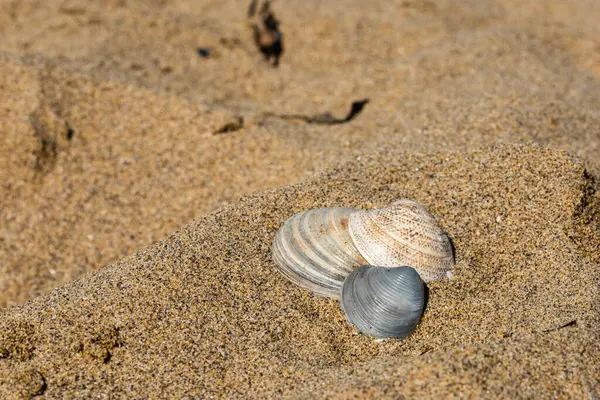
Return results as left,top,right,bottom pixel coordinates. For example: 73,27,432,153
248,0,283,67
543,319,577,332
272,99,370,125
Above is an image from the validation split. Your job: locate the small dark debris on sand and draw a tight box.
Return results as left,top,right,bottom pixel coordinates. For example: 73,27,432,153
248,0,283,67
214,116,245,134
543,320,578,333
197,48,212,58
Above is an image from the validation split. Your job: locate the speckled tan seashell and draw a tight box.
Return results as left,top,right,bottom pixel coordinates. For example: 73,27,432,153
348,199,454,282
271,208,368,298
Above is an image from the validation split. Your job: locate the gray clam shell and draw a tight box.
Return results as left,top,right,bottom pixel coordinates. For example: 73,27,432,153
271,208,367,298
341,265,425,338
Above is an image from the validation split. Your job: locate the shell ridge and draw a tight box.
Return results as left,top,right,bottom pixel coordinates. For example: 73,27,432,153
305,209,362,276
272,207,364,298
274,215,339,294
296,209,348,281
273,229,336,294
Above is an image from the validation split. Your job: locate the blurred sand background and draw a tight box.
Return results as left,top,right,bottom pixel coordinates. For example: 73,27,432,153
0,0,599,398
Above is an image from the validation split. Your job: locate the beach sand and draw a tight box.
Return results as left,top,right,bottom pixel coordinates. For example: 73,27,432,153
0,0,599,398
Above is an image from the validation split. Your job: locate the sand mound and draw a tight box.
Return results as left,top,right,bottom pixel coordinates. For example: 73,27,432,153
2,0,600,308
1,144,598,398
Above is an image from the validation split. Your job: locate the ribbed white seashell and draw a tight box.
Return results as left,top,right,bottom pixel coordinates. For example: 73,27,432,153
341,265,425,338
348,199,453,282
271,208,367,297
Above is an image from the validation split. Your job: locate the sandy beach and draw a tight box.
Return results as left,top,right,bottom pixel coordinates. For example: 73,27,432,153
1,0,599,398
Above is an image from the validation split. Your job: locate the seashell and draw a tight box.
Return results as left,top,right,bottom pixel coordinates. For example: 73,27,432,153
271,199,453,298
341,265,425,338
348,199,453,283
271,208,368,297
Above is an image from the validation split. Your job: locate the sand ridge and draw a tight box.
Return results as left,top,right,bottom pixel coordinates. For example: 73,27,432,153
2,0,600,307
1,144,599,398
